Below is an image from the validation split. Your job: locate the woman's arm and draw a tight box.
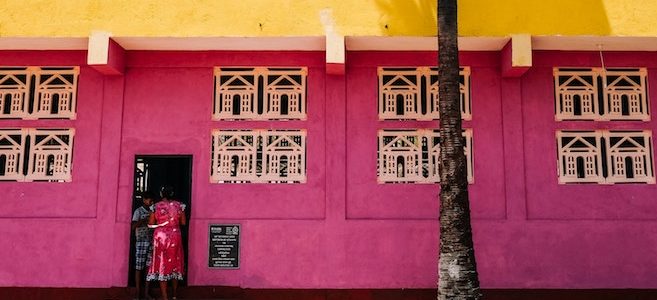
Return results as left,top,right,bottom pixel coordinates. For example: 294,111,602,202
179,209,187,226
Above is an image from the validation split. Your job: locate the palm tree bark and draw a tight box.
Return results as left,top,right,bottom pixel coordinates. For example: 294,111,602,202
437,0,481,299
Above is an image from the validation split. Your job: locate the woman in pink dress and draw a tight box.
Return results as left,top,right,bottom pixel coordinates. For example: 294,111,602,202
147,186,186,300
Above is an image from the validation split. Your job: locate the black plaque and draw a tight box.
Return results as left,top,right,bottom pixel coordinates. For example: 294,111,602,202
208,224,240,269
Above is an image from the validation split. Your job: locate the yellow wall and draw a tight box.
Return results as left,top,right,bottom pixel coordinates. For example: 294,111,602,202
0,0,656,37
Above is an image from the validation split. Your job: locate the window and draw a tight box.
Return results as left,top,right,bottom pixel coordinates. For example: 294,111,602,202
377,129,473,183
378,67,471,120
606,131,654,183
0,128,75,182
211,130,306,183
0,66,78,182
556,131,604,183
554,67,653,184
377,66,474,184
211,66,308,184
554,68,649,121
0,67,79,119
213,67,307,120
557,130,654,184
0,129,25,180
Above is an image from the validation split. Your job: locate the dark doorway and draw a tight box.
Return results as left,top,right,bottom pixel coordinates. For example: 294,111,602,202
128,155,192,287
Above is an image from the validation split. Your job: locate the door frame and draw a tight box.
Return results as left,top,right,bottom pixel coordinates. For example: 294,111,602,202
129,154,193,287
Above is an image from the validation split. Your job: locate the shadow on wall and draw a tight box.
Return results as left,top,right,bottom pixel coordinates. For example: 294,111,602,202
375,0,612,36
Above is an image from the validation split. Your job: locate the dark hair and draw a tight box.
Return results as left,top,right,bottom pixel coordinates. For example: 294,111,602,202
141,191,156,200
160,186,175,199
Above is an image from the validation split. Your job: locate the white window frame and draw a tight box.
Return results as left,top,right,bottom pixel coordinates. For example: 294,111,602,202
0,129,27,181
605,130,655,184
554,67,649,121
211,129,307,183
556,130,655,184
0,128,74,182
213,67,307,120
377,129,473,184
556,130,605,184
0,67,79,120
378,67,471,121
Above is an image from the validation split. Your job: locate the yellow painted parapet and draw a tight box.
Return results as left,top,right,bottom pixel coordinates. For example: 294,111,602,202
0,0,656,37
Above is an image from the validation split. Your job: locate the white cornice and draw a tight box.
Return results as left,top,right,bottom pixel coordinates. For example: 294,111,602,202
113,36,326,51
532,36,657,51
345,36,509,51
2,36,657,52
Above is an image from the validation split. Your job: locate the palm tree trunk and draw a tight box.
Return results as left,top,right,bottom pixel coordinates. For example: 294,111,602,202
437,0,481,299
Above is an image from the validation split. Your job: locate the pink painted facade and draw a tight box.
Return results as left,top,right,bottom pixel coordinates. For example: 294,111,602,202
1,49,657,289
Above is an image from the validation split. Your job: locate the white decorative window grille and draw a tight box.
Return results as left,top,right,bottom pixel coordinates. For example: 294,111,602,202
556,130,654,184
212,131,258,182
605,131,654,184
378,67,471,120
377,129,473,183
212,129,306,183
0,129,26,181
0,69,31,119
604,69,649,121
0,67,79,119
554,68,649,121
213,67,307,120
33,68,79,119
25,129,75,182
262,131,306,182
554,68,600,120
556,131,604,183
0,128,74,182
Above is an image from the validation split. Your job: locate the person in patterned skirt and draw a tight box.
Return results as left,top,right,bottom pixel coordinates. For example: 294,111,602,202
147,186,186,300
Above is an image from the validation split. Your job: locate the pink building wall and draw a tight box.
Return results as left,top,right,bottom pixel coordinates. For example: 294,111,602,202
1,50,657,289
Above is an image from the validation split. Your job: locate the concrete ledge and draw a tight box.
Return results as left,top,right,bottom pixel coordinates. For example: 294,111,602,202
88,32,126,75
502,34,532,78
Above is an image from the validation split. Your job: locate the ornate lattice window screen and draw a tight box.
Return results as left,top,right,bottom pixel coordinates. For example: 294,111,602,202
554,68,600,120
212,131,258,182
556,131,604,183
0,69,31,119
214,67,307,120
262,131,306,182
554,68,649,121
604,69,649,121
0,128,74,182
605,131,654,183
557,130,654,184
378,130,423,182
212,129,306,183
33,68,80,119
25,129,75,182
0,67,79,119
377,129,473,184
0,129,26,181
378,67,471,120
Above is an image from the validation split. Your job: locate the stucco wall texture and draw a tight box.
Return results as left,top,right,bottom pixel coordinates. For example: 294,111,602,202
1,49,657,289
1,0,657,37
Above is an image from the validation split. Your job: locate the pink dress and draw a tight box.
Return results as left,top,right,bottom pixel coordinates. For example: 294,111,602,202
146,200,185,281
